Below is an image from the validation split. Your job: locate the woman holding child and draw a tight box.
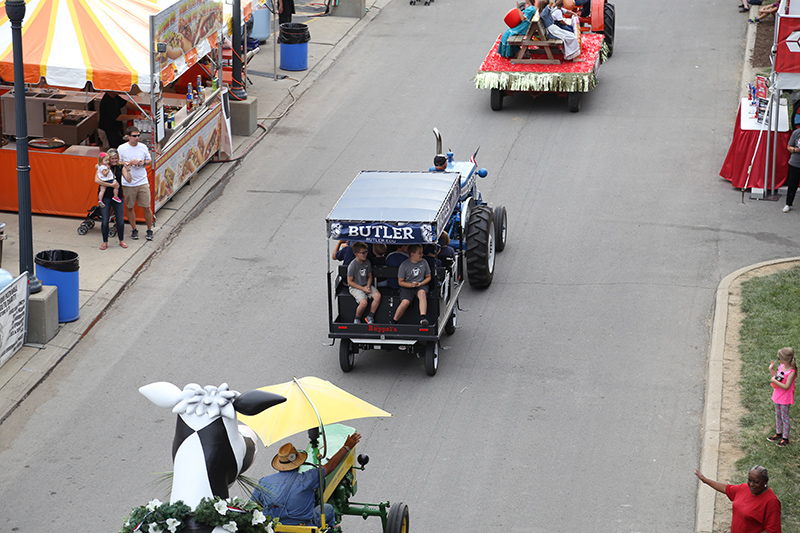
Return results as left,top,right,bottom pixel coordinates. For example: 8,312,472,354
95,148,127,250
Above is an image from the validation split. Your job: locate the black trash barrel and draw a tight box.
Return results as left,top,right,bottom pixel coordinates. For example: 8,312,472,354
35,250,79,322
279,23,310,71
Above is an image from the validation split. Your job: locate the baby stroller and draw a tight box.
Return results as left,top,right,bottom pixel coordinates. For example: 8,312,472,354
77,204,117,237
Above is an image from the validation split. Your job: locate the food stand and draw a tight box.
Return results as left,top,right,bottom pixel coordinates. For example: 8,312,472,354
729,0,800,196
0,0,250,218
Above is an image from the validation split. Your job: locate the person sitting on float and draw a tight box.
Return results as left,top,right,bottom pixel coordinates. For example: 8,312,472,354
538,0,581,61
498,0,538,58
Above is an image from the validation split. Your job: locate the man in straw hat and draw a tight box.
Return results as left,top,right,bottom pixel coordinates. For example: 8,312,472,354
252,432,361,526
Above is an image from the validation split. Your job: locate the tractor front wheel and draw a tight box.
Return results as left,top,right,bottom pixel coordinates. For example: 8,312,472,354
493,205,508,252
466,205,495,289
387,503,409,533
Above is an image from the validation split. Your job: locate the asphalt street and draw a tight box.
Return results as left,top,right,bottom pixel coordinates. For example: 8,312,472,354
1,1,798,532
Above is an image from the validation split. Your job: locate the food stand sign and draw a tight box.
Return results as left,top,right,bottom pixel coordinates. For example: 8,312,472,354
0,274,29,369
154,108,222,210
154,0,223,85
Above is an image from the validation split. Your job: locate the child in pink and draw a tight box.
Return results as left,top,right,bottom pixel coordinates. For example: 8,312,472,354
768,347,797,447
96,152,121,208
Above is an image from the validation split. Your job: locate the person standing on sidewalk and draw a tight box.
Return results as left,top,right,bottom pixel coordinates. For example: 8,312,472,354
95,148,127,250
118,126,154,241
694,466,781,533
278,0,294,26
767,347,796,447
781,127,800,213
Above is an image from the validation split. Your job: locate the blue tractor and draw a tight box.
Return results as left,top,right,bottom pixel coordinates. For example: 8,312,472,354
326,129,508,376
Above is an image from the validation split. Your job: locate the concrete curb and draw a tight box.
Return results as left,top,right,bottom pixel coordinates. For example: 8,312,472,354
739,6,759,100
695,257,800,533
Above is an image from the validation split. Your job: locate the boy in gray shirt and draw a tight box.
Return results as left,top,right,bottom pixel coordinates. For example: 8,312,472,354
347,242,382,324
392,244,432,326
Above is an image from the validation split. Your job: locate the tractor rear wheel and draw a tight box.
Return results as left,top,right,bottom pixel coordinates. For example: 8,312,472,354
466,205,495,289
490,88,504,111
604,2,615,58
339,339,354,372
387,502,409,533
493,205,507,252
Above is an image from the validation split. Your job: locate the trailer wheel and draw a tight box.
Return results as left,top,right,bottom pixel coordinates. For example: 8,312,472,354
604,2,615,58
424,342,439,376
339,339,354,372
568,92,581,113
445,304,457,336
466,205,495,289
490,88,504,111
387,502,409,533
493,205,507,252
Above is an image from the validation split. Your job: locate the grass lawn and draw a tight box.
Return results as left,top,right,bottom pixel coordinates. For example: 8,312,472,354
738,266,800,532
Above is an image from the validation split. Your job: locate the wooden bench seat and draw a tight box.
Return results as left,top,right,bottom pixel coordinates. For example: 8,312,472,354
508,11,564,65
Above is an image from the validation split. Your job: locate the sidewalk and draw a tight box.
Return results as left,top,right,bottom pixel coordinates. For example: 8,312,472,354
0,0,386,424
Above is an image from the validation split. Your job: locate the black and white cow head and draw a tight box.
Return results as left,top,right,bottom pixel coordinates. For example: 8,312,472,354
140,382,285,509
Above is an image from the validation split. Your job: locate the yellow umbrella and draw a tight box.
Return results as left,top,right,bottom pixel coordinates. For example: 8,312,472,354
238,376,392,449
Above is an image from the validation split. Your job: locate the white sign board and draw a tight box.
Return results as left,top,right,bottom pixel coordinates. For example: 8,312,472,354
0,273,29,368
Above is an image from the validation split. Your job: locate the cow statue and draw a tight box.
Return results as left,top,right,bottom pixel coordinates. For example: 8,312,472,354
139,381,285,510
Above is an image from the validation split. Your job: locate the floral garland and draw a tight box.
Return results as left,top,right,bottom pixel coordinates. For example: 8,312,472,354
121,497,279,533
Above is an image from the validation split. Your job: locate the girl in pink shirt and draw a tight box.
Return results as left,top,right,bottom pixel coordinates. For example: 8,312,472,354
768,347,797,447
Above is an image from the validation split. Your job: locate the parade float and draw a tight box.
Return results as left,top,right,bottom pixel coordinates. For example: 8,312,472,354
475,0,614,112
126,378,406,533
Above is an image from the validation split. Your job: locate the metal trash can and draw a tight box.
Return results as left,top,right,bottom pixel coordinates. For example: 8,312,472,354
279,23,310,71
35,250,79,322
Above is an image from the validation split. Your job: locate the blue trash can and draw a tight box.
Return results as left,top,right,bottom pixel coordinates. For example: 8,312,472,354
35,250,79,323
280,23,310,71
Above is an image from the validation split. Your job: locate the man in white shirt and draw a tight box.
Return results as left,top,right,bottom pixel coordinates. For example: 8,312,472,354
118,126,154,240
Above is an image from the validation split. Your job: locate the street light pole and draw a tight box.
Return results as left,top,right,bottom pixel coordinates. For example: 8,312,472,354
231,0,248,100
7,0,42,293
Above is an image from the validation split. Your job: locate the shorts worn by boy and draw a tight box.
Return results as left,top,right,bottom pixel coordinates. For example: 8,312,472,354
347,258,376,302
398,257,431,302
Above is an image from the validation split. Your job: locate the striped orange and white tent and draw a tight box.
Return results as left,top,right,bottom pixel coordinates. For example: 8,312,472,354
0,0,160,92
